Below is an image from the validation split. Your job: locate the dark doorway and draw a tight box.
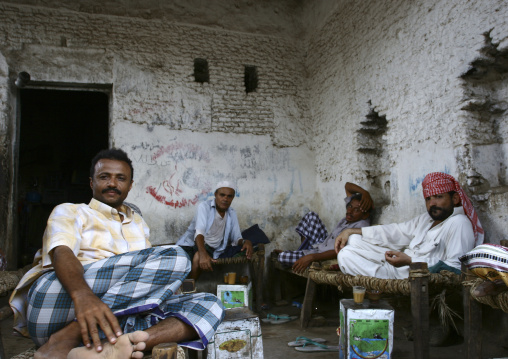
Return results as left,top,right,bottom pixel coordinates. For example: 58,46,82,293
17,89,109,266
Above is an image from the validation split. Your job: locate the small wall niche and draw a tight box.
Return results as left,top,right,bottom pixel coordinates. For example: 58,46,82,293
244,65,258,93
194,58,209,83
357,104,387,155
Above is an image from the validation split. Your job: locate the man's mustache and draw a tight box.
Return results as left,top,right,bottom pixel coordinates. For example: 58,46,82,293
102,188,121,195
429,206,442,212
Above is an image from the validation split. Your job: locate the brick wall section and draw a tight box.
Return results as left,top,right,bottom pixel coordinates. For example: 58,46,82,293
0,3,310,139
0,3,314,264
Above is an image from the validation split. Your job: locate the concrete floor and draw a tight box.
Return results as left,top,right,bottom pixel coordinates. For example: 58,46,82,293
2,288,508,359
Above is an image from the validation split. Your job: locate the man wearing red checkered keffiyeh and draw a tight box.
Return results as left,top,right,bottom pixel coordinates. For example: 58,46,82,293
422,172,484,247
334,172,479,279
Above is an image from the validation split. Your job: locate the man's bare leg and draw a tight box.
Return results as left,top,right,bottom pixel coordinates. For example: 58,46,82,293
188,252,202,280
144,316,199,350
67,331,148,359
34,321,82,359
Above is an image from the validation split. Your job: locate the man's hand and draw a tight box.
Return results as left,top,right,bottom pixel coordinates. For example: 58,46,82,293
72,290,123,351
334,228,362,253
197,251,216,272
358,191,373,212
240,239,253,259
292,255,313,274
52,245,122,352
385,251,412,267
345,182,374,212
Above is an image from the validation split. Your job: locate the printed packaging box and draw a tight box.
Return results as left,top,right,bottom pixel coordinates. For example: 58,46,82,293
206,307,263,359
217,283,252,310
339,299,394,359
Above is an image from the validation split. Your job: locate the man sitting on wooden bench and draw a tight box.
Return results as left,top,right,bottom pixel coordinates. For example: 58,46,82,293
9,149,225,359
177,180,254,280
335,172,483,279
276,182,373,273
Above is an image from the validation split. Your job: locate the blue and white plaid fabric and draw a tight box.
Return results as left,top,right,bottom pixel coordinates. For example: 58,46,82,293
27,245,224,350
295,211,328,250
278,250,306,266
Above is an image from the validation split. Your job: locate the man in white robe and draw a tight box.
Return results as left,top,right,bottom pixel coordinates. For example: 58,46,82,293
334,172,484,279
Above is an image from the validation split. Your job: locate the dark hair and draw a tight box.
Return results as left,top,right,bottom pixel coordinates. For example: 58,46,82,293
351,193,362,202
90,148,134,180
448,191,461,206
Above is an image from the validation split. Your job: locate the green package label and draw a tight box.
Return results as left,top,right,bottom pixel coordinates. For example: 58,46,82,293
221,290,245,308
349,319,390,359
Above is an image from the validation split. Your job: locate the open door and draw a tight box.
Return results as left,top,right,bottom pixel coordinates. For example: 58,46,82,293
16,88,109,266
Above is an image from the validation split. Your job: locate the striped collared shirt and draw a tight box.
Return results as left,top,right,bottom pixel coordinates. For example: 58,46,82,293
9,198,150,337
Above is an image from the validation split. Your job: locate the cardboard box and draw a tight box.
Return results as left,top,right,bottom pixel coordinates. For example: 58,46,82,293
339,299,394,359
206,307,263,359
217,283,252,310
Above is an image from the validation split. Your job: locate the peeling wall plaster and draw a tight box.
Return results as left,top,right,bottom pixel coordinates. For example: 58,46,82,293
0,2,314,264
305,0,508,237
1,0,508,265
113,122,315,245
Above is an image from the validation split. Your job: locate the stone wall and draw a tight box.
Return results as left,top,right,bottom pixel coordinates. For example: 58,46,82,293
306,0,508,243
0,2,315,263
1,0,508,266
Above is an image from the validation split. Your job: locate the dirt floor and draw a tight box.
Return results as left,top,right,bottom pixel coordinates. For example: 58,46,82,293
2,286,508,358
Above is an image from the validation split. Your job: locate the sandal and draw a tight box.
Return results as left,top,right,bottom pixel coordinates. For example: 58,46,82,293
261,314,298,324
288,336,327,347
295,340,339,352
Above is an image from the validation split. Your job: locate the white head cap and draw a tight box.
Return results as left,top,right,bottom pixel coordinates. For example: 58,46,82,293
215,180,236,194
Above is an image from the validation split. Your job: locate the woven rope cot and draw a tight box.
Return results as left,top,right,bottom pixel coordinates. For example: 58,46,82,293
0,267,29,296
309,265,462,295
463,277,508,313
271,256,310,278
212,254,260,265
212,243,265,313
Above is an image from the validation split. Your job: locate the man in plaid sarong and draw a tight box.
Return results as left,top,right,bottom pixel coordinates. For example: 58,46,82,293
10,149,225,359
277,182,373,273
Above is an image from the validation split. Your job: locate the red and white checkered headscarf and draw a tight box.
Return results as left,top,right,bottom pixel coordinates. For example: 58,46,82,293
422,172,484,246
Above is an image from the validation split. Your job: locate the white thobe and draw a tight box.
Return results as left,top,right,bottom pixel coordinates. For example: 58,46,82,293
337,207,474,279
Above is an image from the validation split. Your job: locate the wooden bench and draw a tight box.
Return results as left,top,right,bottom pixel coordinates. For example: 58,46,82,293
270,252,462,359
309,262,464,359
212,243,265,312
269,252,321,328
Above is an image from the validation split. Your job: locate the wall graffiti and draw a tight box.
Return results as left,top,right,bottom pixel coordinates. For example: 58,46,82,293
409,167,451,195
145,143,212,208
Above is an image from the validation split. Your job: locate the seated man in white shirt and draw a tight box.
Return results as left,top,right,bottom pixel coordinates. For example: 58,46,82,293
334,172,484,279
177,181,253,280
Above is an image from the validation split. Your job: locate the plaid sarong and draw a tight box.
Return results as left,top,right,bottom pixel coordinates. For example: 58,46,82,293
27,245,224,350
295,211,328,250
278,250,306,266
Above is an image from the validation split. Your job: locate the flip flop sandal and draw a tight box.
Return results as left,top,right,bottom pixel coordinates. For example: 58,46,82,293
288,337,327,347
295,343,340,352
261,314,298,324
271,315,298,324
261,313,289,323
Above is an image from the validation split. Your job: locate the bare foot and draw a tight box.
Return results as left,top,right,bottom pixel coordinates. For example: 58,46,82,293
35,322,81,359
67,331,149,359
35,337,81,359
